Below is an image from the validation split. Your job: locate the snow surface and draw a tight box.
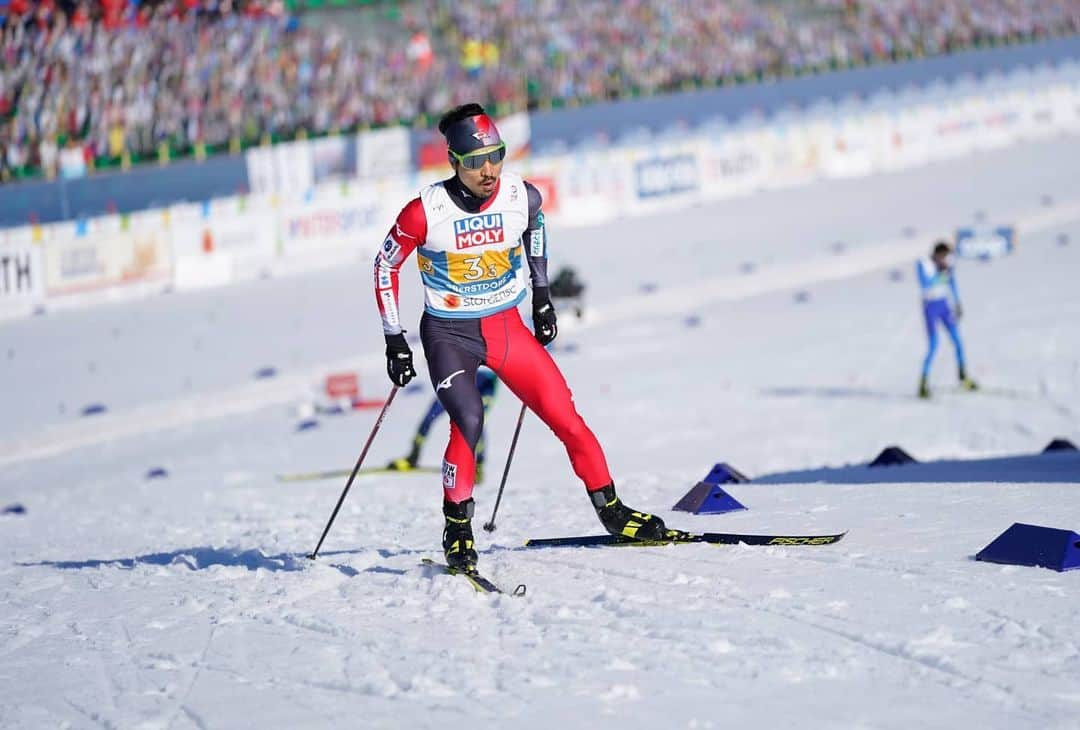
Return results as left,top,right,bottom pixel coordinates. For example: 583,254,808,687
2,136,1080,730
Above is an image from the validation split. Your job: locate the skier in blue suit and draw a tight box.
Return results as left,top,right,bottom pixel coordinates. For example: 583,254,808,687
917,241,977,398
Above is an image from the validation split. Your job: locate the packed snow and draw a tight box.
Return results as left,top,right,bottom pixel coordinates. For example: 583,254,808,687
2,136,1079,730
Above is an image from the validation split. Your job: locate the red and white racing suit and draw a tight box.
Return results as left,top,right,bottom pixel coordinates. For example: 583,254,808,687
374,172,611,503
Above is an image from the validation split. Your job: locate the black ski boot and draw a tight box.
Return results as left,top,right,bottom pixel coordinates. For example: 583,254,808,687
917,376,930,399
589,484,669,541
958,367,978,392
442,498,478,570
387,440,422,471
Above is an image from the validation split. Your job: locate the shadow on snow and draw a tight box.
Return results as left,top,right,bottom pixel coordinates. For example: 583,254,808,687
753,451,1080,485
19,545,430,577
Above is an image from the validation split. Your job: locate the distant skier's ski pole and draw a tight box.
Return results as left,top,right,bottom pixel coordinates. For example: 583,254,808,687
483,403,527,532
308,387,400,559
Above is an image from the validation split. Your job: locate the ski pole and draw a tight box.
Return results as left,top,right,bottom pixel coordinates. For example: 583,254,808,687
308,386,400,559
482,402,527,532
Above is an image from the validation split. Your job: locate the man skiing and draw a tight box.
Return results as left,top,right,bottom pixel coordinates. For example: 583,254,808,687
385,368,498,482
373,103,672,570
917,240,978,398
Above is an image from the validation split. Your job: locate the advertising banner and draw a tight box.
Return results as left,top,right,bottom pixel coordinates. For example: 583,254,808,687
885,106,933,171
526,175,559,215
0,225,46,319
357,126,412,180
277,186,386,266
820,115,875,179
43,212,172,299
1048,83,1080,133
955,225,1016,260
977,94,1023,150
765,123,820,189
245,140,315,197
311,136,353,184
169,196,278,289
633,153,699,200
700,130,768,201
525,153,618,227
932,100,981,160
625,148,702,216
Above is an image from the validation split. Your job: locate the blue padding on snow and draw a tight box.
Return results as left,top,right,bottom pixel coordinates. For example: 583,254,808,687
2,504,27,515
145,467,169,480
976,523,1080,572
81,403,107,416
868,446,917,467
703,462,750,485
295,419,320,432
673,482,747,514
254,366,278,379
1043,438,1077,454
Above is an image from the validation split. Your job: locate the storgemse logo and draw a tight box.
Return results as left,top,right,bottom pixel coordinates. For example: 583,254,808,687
453,214,504,250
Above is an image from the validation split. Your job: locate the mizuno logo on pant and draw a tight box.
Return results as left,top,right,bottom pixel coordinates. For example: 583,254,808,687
437,369,466,391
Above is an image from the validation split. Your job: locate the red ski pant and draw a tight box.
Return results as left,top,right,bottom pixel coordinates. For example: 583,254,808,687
419,307,611,503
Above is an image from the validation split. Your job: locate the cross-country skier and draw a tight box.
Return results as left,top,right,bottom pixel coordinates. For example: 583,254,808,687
917,240,978,398
373,103,671,569
385,368,498,483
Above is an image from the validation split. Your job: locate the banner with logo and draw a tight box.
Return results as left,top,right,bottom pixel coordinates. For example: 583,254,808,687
955,225,1016,260
0,225,46,319
819,115,874,179
43,212,172,299
276,186,386,266
700,130,769,200
357,126,413,180
625,149,702,216
523,153,618,227
879,106,933,171
311,136,353,184
931,100,980,161
245,139,315,197
169,196,278,289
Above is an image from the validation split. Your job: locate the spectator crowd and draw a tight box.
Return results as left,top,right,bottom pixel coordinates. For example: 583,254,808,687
2,0,1078,181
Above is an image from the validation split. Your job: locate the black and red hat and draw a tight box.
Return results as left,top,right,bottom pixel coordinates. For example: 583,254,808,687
442,111,503,155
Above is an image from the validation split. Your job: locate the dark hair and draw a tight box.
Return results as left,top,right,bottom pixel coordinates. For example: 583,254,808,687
932,240,952,257
438,103,487,135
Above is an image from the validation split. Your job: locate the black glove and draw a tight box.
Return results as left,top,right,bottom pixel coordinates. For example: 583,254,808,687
384,333,416,387
532,287,558,346
954,304,964,321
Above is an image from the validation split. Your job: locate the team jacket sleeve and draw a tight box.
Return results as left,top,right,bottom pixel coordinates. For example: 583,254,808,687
915,259,933,292
948,270,961,307
374,197,427,336
523,181,549,290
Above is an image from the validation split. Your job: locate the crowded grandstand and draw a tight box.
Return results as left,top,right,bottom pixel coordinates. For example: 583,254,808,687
2,0,1079,181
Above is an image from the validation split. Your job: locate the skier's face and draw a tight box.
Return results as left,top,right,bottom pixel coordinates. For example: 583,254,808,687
453,145,504,198
932,252,950,270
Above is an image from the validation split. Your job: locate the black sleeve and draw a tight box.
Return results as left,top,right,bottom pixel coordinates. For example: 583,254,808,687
523,180,549,290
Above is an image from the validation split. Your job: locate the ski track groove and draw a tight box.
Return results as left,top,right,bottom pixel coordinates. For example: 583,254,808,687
180,704,209,730
512,548,1055,722
730,595,1054,723
166,625,216,730
64,696,115,730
